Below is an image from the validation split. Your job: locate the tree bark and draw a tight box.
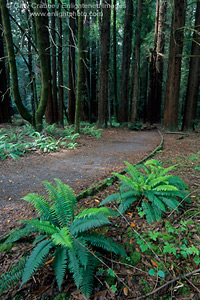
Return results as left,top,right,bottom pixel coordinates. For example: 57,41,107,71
147,0,166,124
74,0,84,133
0,10,11,123
119,0,133,124
34,0,51,131
0,0,33,124
163,0,186,131
182,0,200,131
113,0,118,122
51,0,58,123
154,0,166,123
98,0,111,128
58,0,64,126
68,0,76,124
42,1,53,125
131,0,142,123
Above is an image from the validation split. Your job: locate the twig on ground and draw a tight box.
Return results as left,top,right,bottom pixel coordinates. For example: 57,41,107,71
127,268,200,300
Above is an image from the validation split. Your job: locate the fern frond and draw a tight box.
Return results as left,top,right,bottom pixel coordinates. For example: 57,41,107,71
154,185,178,192
0,258,26,295
83,233,126,257
21,240,54,286
22,219,59,235
99,193,121,206
22,193,55,223
33,234,47,246
168,176,188,190
68,250,83,289
113,173,139,190
142,202,156,223
148,175,172,188
124,161,142,183
43,179,76,227
3,224,35,245
144,159,161,167
80,253,99,297
54,247,67,291
51,227,73,249
73,237,89,269
118,196,137,214
54,178,77,220
151,202,162,220
145,191,166,212
70,214,111,236
161,197,179,210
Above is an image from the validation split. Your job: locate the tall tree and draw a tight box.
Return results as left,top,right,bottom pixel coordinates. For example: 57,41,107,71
119,0,133,124
163,0,186,131
34,0,51,131
0,0,33,124
68,0,76,124
58,0,64,126
182,0,200,131
43,1,54,125
0,10,11,123
147,0,166,124
98,0,111,128
113,0,118,121
51,0,58,123
131,0,142,123
74,0,84,133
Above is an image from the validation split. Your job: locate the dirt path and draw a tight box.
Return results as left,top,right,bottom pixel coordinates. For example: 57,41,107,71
0,128,161,234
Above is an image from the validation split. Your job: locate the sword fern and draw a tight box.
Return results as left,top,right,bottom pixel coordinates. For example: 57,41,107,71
100,160,188,223
2,179,126,297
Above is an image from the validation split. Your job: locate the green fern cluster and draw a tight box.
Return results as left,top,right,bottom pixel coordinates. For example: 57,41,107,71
100,159,188,223
2,179,125,297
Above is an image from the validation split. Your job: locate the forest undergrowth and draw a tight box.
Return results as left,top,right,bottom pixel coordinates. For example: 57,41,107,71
0,128,200,300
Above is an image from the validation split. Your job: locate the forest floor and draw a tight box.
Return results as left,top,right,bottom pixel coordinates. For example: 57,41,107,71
0,127,200,300
0,128,160,236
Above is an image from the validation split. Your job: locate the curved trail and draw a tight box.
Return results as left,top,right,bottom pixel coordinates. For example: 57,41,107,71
0,129,161,207
0,129,162,235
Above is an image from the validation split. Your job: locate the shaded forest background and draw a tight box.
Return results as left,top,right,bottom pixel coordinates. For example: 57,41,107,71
0,0,200,132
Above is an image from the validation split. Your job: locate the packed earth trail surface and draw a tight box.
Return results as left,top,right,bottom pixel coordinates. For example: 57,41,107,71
0,129,161,235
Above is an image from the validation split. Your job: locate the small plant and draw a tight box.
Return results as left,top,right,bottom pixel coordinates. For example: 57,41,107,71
82,125,102,138
100,159,188,223
2,179,125,297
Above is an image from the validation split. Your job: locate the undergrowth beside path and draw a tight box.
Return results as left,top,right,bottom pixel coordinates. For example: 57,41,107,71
0,130,199,299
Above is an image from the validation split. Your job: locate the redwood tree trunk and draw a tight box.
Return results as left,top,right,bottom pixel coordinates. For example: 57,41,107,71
182,0,200,131
0,0,33,124
0,10,11,123
74,0,84,133
34,0,51,131
119,0,133,124
113,0,118,122
58,0,64,126
163,0,186,131
147,0,166,124
154,0,166,123
51,0,58,123
98,0,111,128
131,0,142,123
43,1,53,124
68,0,76,124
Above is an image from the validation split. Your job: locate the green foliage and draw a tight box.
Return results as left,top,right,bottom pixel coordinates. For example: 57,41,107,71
0,258,26,294
100,159,188,223
81,125,102,138
134,220,200,265
2,179,125,297
0,125,81,160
